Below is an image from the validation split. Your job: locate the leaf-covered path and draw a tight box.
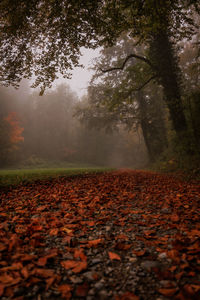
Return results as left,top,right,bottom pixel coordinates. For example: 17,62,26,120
0,170,200,299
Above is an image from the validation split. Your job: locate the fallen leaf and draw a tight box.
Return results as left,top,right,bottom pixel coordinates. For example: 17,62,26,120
108,251,121,260
75,282,89,297
158,288,178,297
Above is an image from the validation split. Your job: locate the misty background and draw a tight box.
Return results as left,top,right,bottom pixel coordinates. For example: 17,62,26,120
0,49,148,169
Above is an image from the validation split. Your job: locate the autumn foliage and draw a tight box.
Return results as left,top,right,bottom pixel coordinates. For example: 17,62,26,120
0,170,200,299
4,112,24,146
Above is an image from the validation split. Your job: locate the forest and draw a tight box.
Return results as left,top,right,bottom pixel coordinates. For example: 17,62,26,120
0,0,199,171
0,1,200,300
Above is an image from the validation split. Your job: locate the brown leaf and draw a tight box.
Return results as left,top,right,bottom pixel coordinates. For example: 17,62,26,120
0,284,4,297
75,282,89,297
0,243,7,252
115,291,140,299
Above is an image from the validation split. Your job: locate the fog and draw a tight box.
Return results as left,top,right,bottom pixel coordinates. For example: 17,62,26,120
0,80,148,169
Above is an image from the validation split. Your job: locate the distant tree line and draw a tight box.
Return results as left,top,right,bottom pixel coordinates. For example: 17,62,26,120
0,83,147,168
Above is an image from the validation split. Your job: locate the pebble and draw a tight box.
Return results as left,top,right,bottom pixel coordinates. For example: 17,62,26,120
158,252,167,260
88,288,95,295
141,260,160,270
90,258,102,266
83,271,96,281
129,257,137,263
98,290,108,300
94,281,104,290
70,276,83,284
161,208,171,214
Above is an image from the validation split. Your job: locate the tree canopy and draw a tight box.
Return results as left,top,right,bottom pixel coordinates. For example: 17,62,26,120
0,0,199,91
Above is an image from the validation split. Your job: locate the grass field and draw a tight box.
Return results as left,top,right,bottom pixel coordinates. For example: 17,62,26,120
0,167,113,187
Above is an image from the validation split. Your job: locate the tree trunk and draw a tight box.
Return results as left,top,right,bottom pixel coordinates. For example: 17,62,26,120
149,32,188,139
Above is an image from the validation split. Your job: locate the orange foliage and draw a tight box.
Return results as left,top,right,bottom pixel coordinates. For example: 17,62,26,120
4,112,24,145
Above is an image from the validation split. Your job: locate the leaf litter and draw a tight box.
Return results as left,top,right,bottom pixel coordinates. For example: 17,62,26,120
0,170,200,299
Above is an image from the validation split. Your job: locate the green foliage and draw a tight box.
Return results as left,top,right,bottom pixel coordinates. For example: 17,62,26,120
0,1,199,91
0,167,113,187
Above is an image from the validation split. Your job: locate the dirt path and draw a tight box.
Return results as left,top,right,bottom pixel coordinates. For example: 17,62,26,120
0,170,200,299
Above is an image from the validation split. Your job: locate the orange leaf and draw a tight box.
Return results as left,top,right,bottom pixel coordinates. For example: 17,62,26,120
108,251,121,260
46,277,56,290
74,249,87,261
0,243,7,252
88,239,103,247
0,274,14,284
49,228,59,236
171,214,179,222
61,261,87,273
61,261,77,270
37,257,48,266
21,266,29,279
133,249,146,257
72,261,87,273
58,284,71,299
158,288,177,297
34,268,54,278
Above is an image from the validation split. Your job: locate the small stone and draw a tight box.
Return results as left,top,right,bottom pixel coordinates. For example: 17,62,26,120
158,252,167,260
83,272,96,281
161,208,170,214
98,290,108,300
129,257,137,263
88,288,95,295
90,258,102,266
70,276,83,284
105,226,111,231
141,260,160,270
94,281,104,290
14,287,25,296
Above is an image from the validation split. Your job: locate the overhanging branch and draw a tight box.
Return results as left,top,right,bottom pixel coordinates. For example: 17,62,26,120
100,54,153,73
133,75,157,91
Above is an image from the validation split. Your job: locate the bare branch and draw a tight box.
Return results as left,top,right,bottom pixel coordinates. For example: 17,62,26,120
133,75,157,91
100,54,153,73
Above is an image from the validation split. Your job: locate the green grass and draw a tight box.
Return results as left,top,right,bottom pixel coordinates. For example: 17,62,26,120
0,167,114,187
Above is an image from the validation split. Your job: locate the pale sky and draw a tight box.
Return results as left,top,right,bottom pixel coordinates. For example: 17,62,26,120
54,47,100,98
